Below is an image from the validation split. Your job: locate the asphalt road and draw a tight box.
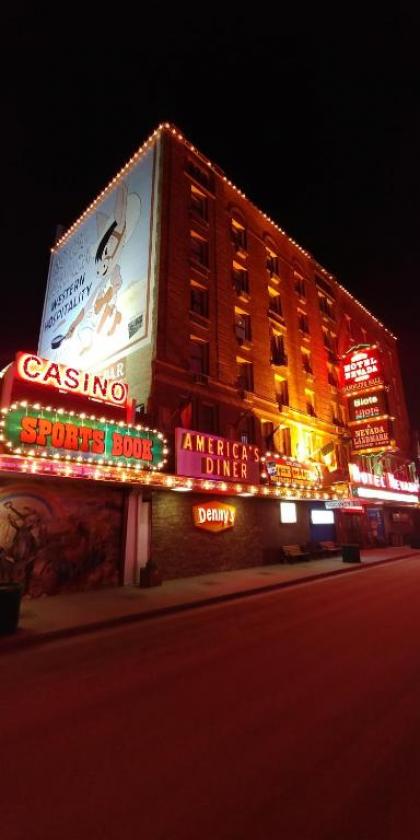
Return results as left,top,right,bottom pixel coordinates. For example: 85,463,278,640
3,558,420,840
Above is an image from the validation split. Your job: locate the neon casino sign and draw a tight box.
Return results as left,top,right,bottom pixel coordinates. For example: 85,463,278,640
15,352,128,408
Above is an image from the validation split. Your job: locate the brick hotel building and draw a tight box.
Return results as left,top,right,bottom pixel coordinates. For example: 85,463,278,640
0,123,417,596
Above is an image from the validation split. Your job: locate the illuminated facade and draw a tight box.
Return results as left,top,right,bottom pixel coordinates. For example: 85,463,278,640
0,124,416,600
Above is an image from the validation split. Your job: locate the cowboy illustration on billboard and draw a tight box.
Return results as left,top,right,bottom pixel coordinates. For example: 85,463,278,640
51,182,141,357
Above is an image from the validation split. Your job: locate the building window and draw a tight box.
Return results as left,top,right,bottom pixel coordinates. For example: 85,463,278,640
189,338,209,376
190,282,208,317
271,331,287,366
232,263,249,296
190,231,208,268
318,293,335,320
234,309,252,343
231,217,247,252
294,273,306,299
238,414,256,444
331,402,340,425
344,314,354,344
305,389,316,417
323,328,337,355
327,363,338,387
266,248,279,277
301,348,313,374
274,375,289,407
198,402,217,434
298,311,310,335
237,359,254,392
268,289,283,318
186,159,213,191
190,185,208,221
279,426,292,455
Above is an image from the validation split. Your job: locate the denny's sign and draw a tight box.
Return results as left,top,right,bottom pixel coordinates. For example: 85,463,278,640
175,428,260,483
3,404,165,470
192,501,236,532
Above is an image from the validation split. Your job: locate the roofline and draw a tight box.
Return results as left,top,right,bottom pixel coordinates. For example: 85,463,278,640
52,121,397,341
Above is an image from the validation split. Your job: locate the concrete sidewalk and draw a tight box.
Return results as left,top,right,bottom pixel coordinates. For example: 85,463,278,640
2,546,419,651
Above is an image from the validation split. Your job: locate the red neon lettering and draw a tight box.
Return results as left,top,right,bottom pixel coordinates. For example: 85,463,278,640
111,381,126,403
20,416,38,444
22,354,42,380
92,376,108,398
42,363,62,387
133,438,142,458
51,422,65,448
141,439,153,461
36,419,52,446
111,433,123,456
64,424,79,451
63,368,80,390
92,430,105,454
78,427,93,452
123,436,133,458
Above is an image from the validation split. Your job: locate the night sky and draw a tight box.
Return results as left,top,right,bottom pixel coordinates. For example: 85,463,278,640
3,9,420,426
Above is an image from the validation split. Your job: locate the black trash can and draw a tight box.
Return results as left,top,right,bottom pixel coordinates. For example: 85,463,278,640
0,583,22,635
139,562,162,588
341,544,361,564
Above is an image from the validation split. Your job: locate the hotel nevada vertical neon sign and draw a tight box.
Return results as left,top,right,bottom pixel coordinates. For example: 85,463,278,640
340,345,383,396
15,352,128,407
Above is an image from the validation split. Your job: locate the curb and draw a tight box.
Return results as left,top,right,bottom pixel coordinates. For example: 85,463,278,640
1,551,418,653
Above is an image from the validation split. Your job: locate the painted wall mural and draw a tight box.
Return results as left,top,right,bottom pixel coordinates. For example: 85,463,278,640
0,480,124,597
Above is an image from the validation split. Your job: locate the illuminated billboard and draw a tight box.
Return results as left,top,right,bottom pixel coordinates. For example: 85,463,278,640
175,428,260,484
38,142,160,404
347,390,388,423
351,419,393,452
340,346,383,395
4,404,166,470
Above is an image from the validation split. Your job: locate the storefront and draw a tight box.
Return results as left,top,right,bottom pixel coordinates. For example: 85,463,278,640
2,353,416,597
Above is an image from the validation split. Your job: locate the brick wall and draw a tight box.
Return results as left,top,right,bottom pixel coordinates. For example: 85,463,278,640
151,490,311,579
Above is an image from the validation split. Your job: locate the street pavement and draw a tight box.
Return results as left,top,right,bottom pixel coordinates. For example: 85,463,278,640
1,545,418,650
3,554,420,839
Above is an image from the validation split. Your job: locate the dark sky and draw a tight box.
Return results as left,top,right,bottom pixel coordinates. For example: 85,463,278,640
3,8,420,426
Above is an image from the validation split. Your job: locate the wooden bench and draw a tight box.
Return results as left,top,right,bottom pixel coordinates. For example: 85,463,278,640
319,540,340,555
281,544,311,563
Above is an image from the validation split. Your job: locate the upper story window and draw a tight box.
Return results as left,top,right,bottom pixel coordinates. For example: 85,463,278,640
268,288,283,319
344,314,355,344
301,347,313,374
190,282,209,318
232,263,249,296
234,309,252,344
305,388,316,417
231,217,247,253
298,311,310,335
318,292,335,320
190,185,208,221
186,159,214,192
323,327,337,354
266,247,279,277
327,363,339,387
189,337,209,376
237,359,254,392
274,376,289,408
294,273,306,299
190,231,208,268
270,330,287,366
